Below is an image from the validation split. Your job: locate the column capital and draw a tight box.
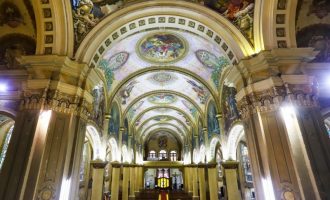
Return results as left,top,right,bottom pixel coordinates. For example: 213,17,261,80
111,161,122,168
90,160,108,169
221,160,239,169
206,162,217,168
104,114,111,120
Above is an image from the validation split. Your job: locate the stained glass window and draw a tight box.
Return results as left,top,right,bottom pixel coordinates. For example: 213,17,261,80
0,125,14,170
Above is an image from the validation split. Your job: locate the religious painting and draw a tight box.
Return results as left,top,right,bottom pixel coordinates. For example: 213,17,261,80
71,0,123,47
198,119,204,147
306,0,330,19
296,24,330,62
207,101,220,138
196,50,230,88
177,112,191,126
148,94,177,104
119,80,138,104
91,86,105,128
182,99,198,117
127,100,144,119
222,86,240,132
137,32,187,64
0,34,36,69
158,136,168,148
147,72,178,86
203,0,254,44
108,104,120,139
186,79,210,104
0,2,23,28
122,118,129,145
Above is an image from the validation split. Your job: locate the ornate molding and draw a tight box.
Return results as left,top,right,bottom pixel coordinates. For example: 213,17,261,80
20,88,92,120
237,83,318,119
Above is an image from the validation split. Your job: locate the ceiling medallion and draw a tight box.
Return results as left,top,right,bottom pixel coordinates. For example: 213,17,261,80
148,71,178,86
137,32,187,64
148,93,177,104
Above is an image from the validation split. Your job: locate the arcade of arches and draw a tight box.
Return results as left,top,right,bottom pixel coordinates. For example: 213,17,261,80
0,0,330,200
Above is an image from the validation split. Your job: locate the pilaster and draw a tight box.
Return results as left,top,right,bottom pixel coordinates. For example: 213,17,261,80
90,160,108,200
110,162,121,200
207,163,218,200
222,161,241,200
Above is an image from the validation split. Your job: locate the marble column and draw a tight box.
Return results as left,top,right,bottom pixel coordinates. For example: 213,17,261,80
191,165,199,200
198,165,207,200
188,166,193,195
134,165,140,195
110,162,121,200
207,163,218,200
90,160,108,200
227,49,330,199
222,161,241,200
129,165,136,200
122,164,130,200
0,109,89,200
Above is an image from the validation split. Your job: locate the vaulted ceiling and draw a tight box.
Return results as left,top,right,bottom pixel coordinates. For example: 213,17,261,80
100,29,231,142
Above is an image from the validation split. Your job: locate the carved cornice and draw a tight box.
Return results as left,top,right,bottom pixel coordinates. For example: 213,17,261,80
20,88,92,120
237,83,318,119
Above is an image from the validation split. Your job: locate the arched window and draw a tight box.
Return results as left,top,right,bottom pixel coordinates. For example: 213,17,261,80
239,143,253,183
149,150,156,158
159,150,167,160
0,124,14,170
170,150,177,161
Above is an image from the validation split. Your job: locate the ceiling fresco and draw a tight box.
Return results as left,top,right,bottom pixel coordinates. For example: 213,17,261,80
141,124,184,141
137,32,187,64
99,30,229,92
116,71,211,111
126,94,199,123
140,119,187,136
136,110,191,131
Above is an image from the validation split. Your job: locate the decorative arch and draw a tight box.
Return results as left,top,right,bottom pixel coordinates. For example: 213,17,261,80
86,125,104,160
143,128,184,147
142,122,187,138
226,123,245,160
75,1,254,63
208,136,221,162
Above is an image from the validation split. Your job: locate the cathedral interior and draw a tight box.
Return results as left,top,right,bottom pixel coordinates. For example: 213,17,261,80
0,0,330,200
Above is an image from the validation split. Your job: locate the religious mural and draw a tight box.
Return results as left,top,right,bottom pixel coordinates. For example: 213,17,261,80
158,136,168,148
196,50,230,88
0,34,36,69
306,0,330,19
186,79,210,104
127,100,144,119
198,119,204,147
296,24,330,62
137,32,187,64
108,104,120,139
207,101,220,138
222,85,240,132
71,0,123,48
122,118,129,145
99,51,129,90
91,86,105,128
203,0,255,44
0,2,24,28
182,99,198,117
148,94,177,104
119,80,138,104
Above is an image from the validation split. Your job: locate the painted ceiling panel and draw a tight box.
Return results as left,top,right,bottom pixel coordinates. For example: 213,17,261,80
140,119,187,135
117,71,211,111
100,30,230,93
126,93,199,123
136,109,191,130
